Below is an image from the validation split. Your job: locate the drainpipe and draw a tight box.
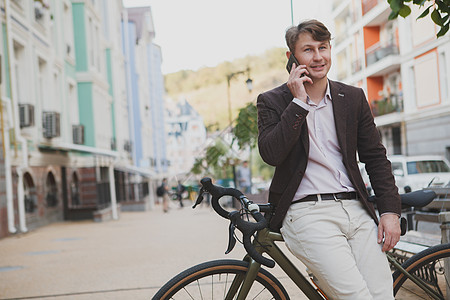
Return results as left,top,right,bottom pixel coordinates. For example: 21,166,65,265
4,0,28,232
1,99,16,233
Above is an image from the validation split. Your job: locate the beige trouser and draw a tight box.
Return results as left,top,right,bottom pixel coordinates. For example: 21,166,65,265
280,199,394,300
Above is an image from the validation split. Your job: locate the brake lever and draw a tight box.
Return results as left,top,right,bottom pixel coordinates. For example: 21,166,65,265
192,187,206,209
225,219,237,254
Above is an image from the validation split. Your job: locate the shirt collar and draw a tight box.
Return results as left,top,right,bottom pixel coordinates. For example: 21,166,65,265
306,80,332,106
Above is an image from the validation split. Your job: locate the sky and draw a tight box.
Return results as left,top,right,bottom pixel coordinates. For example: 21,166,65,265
122,0,332,74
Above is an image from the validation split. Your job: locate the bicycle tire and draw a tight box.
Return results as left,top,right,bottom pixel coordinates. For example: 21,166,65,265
152,259,290,300
393,243,450,299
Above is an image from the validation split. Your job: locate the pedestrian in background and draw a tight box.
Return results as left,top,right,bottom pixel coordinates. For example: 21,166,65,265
175,180,186,208
161,178,170,213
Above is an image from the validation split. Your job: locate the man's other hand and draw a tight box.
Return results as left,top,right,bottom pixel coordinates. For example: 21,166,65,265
378,214,401,252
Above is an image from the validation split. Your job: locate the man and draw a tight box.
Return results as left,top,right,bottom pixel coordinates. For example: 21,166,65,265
257,19,401,299
176,180,185,208
161,178,170,213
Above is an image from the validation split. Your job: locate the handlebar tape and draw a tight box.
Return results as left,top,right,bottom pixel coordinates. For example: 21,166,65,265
201,177,243,219
200,177,275,268
229,211,275,268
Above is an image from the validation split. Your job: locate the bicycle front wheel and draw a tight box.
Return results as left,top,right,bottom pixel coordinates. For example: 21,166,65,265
152,259,289,300
393,243,450,299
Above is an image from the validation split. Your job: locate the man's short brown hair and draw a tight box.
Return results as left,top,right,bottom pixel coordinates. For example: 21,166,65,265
285,19,332,53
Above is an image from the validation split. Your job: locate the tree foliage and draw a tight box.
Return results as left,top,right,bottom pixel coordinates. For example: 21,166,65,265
233,102,258,150
191,103,260,179
190,137,236,178
387,0,450,37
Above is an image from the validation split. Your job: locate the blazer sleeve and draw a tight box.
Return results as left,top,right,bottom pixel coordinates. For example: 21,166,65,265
356,89,401,215
257,90,308,166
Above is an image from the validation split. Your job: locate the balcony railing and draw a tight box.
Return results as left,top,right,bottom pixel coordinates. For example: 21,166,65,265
366,44,399,66
371,93,403,117
362,0,379,15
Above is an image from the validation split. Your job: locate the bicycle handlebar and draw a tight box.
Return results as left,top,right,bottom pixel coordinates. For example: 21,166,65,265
194,178,437,268
194,177,275,268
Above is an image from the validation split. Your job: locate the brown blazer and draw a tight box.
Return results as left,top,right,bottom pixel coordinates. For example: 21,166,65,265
257,80,401,231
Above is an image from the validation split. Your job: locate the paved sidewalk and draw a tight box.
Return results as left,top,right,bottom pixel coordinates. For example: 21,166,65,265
0,202,309,299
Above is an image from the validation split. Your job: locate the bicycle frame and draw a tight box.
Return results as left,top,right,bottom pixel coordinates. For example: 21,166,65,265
191,180,445,299
231,227,324,300
231,227,445,300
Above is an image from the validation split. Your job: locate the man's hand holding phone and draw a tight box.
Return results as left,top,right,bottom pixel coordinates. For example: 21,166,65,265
286,54,313,103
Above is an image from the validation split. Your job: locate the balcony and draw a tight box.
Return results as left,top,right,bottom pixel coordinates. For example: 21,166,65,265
371,93,403,117
362,0,379,15
366,44,399,66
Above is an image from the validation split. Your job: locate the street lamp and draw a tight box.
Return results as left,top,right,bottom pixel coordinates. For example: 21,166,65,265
226,67,253,126
225,68,253,196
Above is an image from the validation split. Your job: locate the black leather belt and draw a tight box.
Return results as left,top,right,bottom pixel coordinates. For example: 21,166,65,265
292,192,357,205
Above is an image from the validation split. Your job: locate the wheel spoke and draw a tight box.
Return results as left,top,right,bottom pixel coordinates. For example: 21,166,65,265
393,244,450,300
153,260,288,299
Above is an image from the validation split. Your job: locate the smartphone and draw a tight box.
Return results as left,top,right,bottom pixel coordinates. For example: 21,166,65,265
286,54,300,73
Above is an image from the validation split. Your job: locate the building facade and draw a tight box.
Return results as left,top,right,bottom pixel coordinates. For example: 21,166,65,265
166,98,207,179
330,0,450,159
0,0,168,238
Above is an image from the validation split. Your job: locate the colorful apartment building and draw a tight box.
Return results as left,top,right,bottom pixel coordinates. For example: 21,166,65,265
0,0,168,238
331,0,450,158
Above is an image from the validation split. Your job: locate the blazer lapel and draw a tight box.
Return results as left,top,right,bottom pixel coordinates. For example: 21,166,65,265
330,81,348,159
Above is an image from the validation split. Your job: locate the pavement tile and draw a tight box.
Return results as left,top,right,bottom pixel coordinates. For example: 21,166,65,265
0,202,309,299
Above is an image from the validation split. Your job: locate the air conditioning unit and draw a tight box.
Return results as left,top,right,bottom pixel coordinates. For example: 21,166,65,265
42,111,60,138
19,104,35,128
124,140,132,152
72,125,84,144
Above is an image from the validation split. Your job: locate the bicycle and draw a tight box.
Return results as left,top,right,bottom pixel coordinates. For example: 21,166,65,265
153,177,450,299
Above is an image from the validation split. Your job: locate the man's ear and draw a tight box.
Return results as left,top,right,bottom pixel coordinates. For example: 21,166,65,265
286,51,291,59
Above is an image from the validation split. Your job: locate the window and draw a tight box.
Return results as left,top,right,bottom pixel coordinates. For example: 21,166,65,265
410,5,436,47
63,2,74,58
439,51,448,103
407,160,450,175
24,173,37,213
45,172,58,207
13,41,25,103
392,163,404,176
70,172,80,206
414,50,440,107
37,57,47,108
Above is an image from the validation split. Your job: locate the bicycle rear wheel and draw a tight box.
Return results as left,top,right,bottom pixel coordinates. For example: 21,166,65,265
152,259,289,300
393,243,450,299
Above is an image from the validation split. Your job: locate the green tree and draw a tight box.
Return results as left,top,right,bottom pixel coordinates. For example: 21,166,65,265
387,0,450,37
233,102,258,150
190,137,236,179
233,103,274,181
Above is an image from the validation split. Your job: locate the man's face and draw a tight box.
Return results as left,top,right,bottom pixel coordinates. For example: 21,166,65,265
292,32,331,81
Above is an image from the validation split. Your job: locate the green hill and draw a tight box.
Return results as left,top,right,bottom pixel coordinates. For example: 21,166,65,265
164,47,288,129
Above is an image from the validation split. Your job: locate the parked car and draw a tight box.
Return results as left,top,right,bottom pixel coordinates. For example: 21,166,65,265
360,155,450,195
